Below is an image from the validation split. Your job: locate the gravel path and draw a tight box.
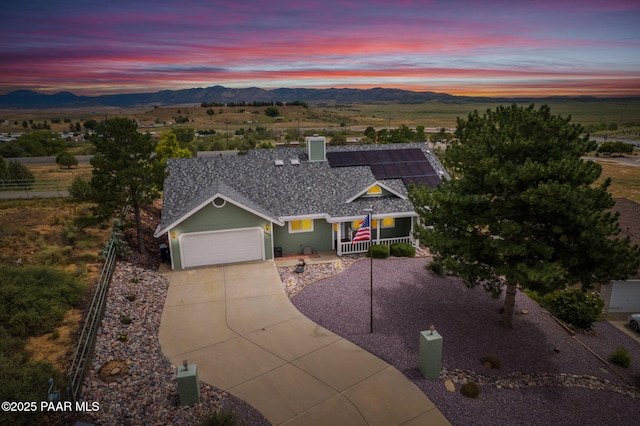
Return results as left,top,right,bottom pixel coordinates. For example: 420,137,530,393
289,257,640,426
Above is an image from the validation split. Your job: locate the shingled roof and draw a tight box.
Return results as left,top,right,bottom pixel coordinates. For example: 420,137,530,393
155,143,446,237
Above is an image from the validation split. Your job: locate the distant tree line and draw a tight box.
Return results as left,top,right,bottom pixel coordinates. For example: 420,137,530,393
200,100,308,108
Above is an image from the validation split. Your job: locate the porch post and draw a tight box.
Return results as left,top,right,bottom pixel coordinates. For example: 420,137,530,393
411,216,418,247
336,222,342,255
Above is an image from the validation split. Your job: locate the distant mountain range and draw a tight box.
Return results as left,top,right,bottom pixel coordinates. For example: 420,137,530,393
0,85,635,108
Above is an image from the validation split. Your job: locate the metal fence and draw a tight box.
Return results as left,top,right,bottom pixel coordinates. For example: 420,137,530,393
0,178,73,198
66,237,117,402
67,205,129,402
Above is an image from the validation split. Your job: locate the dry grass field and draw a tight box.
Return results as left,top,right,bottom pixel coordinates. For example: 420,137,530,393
2,98,639,137
595,160,640,203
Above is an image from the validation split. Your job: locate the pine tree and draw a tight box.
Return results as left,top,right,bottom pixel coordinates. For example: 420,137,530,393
90,118,164,254
410,104,640,328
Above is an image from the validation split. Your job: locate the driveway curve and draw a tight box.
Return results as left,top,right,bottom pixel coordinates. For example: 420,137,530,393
159,260,449,425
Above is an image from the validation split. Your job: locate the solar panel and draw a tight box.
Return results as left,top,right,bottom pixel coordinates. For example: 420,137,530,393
327,148,442,188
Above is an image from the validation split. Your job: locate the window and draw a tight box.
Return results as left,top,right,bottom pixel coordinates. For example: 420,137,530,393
355,218,395,228
289,219,313,233
366,185,382,195
382,217,395,228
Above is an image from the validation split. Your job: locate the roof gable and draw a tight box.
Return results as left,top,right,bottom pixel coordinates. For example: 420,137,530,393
345,181,407,203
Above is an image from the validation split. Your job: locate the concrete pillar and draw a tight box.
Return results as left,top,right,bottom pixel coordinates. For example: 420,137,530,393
419,329,442,380
177,363,200,405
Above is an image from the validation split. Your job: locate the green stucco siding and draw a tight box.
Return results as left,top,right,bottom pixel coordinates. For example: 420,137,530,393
168,199,272,269
273,219,333,255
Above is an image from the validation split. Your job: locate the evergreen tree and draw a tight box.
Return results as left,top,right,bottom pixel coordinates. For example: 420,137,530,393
410,104,640,328
89,118,164,254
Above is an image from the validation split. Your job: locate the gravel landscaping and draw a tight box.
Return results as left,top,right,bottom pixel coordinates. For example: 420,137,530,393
289,257,640,426
77,262,269,426
72,255,639,426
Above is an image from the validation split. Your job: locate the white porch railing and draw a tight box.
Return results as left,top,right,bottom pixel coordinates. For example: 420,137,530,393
338,236,413,256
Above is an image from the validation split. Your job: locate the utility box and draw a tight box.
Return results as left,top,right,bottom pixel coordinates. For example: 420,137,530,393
177,363,200,405
418,329,443,380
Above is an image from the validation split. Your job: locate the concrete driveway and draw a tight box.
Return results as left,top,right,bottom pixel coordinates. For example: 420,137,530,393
159,260,449,425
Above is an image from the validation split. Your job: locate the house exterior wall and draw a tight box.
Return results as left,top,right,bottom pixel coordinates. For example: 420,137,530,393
379,217,412,239
168,199,273,269
273,219,333,255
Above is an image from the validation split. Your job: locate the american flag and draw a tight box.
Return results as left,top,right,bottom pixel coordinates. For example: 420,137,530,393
352,213,371,244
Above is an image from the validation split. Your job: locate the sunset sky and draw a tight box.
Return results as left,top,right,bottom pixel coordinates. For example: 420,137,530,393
2,0,639,97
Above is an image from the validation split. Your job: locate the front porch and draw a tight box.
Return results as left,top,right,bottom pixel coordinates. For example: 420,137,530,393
337,236,414,256
274,251,342,267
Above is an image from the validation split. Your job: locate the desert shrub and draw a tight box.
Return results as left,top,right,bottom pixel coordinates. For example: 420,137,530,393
0,344,65,426
62,226,77,246
368,244,390,259
481,354,501,369
0,265,84,338
199,410,236,426
460,381,480,398
68,175,93,202
610,346,631,368
390,242,416,257
33,245,73,265
542,288,604,330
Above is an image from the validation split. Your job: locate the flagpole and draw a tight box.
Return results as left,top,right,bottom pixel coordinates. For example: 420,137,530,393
364,208,373,333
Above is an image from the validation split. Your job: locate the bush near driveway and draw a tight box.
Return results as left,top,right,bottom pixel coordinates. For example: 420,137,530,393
541,288,604,330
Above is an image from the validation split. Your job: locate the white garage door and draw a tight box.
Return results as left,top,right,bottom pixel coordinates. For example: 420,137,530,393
608,280,640,313
180,227,264,268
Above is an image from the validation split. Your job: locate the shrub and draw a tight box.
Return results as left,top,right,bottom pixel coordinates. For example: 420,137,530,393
0,265,83,338
368,244,390,259
68,175,93,202
460,381,480,398
390,242,416,257
62,226,77,246
99,219,131,260
120,316,132,325
428,258,444,275
33,245,73,265
199,410,236,426
481,354,501,369
610,346,631,368
542,288,604,330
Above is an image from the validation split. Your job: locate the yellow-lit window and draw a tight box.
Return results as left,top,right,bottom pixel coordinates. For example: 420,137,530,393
381,217,395,228
367,185,382,195
289,219,313,233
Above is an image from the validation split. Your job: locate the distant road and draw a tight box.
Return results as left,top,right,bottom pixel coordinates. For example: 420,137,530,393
12,155,93,165
587,156,640,168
